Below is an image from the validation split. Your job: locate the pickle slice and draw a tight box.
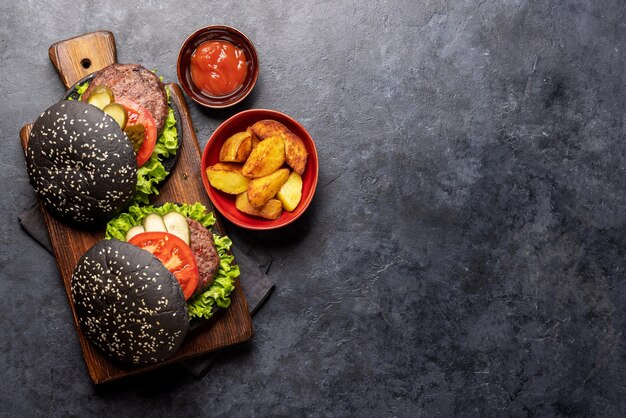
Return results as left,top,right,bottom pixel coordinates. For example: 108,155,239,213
124,123,146,152
86,85,114,109
102,103,128,129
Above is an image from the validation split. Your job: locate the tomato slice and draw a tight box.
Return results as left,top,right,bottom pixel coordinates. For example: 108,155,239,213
128,231,199,300
115,97,157,167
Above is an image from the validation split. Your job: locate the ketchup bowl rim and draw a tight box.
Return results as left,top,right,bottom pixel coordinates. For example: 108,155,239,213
177,25,259,109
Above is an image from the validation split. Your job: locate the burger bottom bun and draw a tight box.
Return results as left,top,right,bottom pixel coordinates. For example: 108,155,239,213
71,239,189,365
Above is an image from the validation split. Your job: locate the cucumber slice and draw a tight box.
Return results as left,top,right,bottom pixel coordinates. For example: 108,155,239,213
125,225,145,242
142,213,167,232
162,211,190,245
86,85,114,110
102,103,128,129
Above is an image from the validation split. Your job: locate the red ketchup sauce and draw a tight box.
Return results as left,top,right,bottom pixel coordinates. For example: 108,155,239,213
190,40,248,97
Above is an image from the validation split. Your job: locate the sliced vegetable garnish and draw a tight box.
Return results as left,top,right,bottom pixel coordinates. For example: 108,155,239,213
115,97,157,167
102,103,128,129
142,213,167,232
86,85,114,109
134,100,178,204
125,224,145,241
128,231,199,300
162,211,191,245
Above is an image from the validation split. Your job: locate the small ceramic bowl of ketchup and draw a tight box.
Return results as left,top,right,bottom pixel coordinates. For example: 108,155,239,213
177,26,259,108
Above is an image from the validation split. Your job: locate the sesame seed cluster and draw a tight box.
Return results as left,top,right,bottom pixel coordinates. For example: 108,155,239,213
25,100,137,226
71,240,189,365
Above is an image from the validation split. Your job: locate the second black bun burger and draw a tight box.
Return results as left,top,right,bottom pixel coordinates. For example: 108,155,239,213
71,239,189,365
25,100,137,226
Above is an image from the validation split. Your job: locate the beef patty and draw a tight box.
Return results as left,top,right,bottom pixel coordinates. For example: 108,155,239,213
82,63,169,134
188,218,220,295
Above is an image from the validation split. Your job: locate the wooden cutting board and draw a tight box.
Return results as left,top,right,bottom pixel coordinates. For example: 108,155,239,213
19,31,253,384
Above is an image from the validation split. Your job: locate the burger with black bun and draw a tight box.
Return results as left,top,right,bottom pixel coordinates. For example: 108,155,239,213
25,63,180,226
71,203,239,364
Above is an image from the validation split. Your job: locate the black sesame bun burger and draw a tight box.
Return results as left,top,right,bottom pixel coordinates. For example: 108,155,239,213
25,63,181,226
72,202,241,365
25,100,137,226
71,239,189,365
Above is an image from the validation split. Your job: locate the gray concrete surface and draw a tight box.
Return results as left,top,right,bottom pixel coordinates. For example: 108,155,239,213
1,1,626,416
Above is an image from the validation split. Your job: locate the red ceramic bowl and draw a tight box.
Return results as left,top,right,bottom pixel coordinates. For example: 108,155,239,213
201,109,318,230
177,26,259,108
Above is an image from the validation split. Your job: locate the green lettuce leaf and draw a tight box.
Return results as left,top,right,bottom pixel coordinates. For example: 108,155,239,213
105,203,235,321
67,82,89,101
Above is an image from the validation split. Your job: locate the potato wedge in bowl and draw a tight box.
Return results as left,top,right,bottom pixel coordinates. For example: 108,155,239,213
277,172,303,212
250,120,308,175
242,135,286,178
247,168,290,208
219,131,252,163
205,163,250,194
235,193,283,220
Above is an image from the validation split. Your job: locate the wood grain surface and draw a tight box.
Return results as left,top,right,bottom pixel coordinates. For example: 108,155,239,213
20,33,253,384
49,31,117,89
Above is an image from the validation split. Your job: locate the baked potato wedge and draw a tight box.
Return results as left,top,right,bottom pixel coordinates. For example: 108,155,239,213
247,126,261,149
219,131,252,163
250,119,308,175
277,171,303,211
283,134,308,175
247,168,290,208
242,135,285,178
205,162,250,194
249,119,286,140
235,193,283,220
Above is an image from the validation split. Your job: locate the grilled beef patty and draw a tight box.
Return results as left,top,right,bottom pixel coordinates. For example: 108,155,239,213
188,218,220,296
82,63,169,134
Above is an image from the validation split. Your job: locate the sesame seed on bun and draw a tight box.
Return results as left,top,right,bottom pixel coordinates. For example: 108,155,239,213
25,100,137,227
71,239,189,365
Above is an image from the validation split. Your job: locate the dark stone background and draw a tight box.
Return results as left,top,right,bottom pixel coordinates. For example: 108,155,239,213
1,1,625,416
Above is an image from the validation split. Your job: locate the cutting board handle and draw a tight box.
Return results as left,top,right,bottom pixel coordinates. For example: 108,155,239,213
48,30,117,89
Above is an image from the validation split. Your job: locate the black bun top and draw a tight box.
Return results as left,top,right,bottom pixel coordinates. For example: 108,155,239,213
71,239,189,365
25,100,137,226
